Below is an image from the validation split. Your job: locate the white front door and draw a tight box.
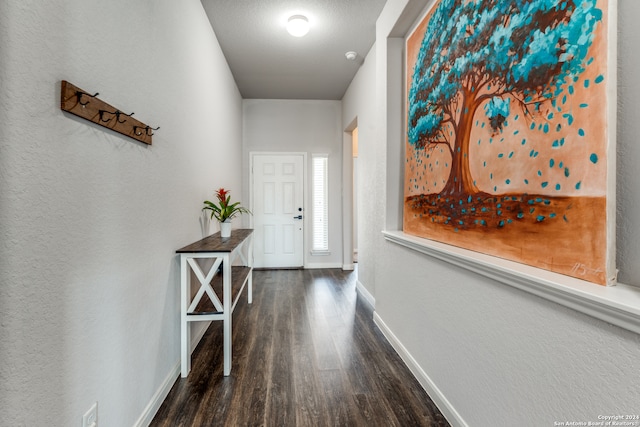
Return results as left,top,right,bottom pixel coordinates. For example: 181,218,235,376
251,154,304,268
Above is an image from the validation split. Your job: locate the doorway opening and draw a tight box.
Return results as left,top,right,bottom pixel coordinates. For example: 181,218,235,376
352,127,359,263
343,118,358,271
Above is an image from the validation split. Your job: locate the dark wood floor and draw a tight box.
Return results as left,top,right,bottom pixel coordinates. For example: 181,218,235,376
151,268,449,427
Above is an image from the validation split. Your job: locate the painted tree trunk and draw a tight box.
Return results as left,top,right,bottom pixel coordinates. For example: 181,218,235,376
440,92,481,196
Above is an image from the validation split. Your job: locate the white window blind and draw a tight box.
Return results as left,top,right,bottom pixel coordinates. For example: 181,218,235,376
312,155,329,252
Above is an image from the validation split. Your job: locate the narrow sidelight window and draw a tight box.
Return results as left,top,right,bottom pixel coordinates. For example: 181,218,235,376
312,155,329,253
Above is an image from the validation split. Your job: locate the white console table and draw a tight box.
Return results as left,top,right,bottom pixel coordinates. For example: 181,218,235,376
176,229,253,377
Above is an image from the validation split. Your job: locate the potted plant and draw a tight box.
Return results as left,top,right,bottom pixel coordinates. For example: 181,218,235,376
202,188,251,238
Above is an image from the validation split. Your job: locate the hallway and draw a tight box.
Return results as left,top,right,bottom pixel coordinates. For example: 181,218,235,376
151,269,449,426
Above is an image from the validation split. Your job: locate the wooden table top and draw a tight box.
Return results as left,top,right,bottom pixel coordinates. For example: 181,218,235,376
176,229,253,253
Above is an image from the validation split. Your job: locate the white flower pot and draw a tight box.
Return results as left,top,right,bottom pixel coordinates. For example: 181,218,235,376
220,220,232,238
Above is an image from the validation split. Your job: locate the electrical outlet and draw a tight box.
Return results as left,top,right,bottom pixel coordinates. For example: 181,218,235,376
82,402,98,427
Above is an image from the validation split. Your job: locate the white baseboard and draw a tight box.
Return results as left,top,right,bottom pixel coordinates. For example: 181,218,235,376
134,323,210,426
356,280,375,308
133,361,180,427
373,312,467,427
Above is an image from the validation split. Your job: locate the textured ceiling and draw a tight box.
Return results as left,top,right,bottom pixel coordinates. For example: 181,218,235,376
201,0,387,100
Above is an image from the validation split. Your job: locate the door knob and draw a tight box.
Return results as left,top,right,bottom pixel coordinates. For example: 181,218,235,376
293,215,303,220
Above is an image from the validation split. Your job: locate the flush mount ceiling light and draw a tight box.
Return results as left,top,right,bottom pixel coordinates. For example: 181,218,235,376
345,51,358,61
287,15,310,37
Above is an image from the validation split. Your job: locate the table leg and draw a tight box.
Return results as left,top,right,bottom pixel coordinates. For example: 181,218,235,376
223,255,232,376
180,254,191,377
248,235,253,304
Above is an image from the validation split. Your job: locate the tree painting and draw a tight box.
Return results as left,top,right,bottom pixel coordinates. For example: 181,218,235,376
404,0,614,285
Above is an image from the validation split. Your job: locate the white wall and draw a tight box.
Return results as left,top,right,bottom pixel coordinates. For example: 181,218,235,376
0,0,243,425
616,0,640,285
343,0,640,426
342,46,379,296
243,99,344,268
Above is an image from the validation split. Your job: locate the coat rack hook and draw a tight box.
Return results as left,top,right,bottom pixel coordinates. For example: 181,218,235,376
145,125,160,136
98,109,114,123
114,110,134,124
76,91,99,107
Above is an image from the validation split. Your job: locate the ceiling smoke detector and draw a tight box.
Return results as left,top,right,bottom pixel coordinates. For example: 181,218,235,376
345,51,357,61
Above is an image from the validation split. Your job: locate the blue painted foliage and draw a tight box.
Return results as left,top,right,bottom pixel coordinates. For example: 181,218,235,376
408,0,602,170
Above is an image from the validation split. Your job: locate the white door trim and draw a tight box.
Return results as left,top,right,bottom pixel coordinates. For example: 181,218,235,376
250,151,307,268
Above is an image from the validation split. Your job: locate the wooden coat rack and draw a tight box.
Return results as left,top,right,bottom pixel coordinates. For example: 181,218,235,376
60,80,158,145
